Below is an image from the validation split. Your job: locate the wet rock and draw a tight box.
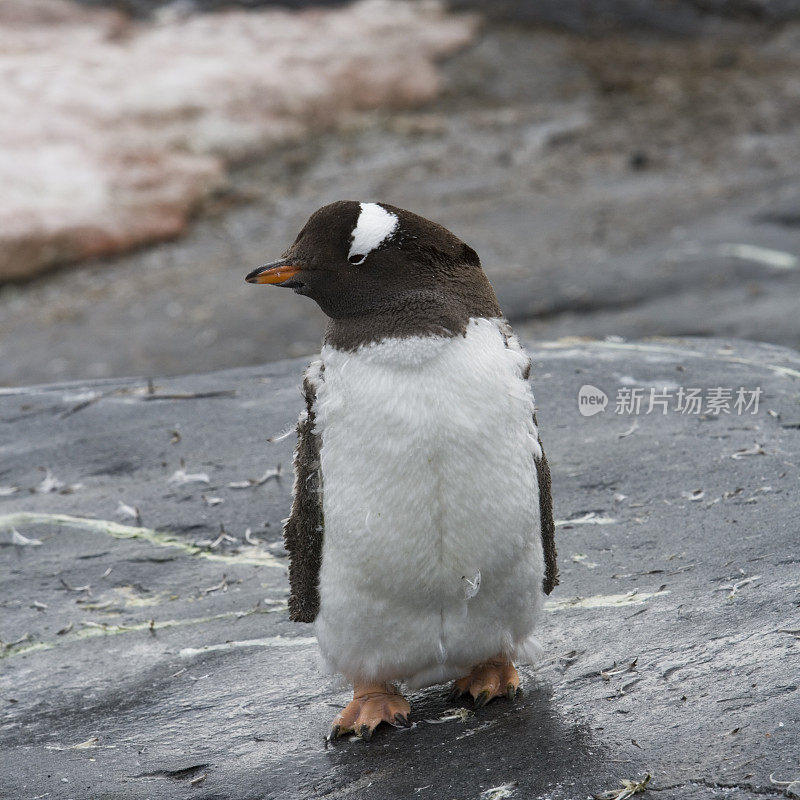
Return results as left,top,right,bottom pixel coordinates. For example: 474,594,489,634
4,24,800,386
449,0,800,33
75,0,800,29
0,0,476,281
0,337,797,798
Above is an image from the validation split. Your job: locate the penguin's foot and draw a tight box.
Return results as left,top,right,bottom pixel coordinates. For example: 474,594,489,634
450,658,520,708
328,682,411,741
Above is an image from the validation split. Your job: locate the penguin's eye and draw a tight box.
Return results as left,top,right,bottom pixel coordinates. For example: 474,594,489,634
348,253,366,265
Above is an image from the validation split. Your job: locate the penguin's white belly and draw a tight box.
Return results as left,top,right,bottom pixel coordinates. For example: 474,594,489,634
313,318,544,687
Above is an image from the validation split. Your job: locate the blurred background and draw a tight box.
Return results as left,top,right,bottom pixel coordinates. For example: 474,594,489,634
2,0,800,387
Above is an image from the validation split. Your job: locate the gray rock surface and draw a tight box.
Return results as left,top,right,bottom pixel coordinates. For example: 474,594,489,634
449,0,800,32
76,0,800,30
4,23,800,387
1,337,798,799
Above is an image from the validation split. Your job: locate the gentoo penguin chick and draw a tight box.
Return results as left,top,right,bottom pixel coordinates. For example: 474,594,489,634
246,201,557,740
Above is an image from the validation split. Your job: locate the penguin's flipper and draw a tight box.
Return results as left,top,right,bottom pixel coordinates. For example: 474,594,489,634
283,365,324,623
329,683,411,742
450,658,520,707
534,434,559,595
499,321,559,596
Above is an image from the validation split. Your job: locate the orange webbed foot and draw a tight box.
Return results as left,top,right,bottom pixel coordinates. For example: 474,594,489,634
329,682,411,741
450,658,520,708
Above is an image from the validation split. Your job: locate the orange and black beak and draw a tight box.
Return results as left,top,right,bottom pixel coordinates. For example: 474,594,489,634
245,258,302,286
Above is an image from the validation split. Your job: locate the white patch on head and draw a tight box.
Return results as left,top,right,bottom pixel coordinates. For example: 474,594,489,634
348,202,399,264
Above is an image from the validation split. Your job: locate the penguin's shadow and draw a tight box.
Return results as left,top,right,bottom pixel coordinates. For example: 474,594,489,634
321,677,599,798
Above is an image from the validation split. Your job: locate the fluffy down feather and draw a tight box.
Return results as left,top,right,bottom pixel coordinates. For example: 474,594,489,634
309,317,546,688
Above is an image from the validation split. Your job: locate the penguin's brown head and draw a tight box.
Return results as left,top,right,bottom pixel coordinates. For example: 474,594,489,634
245,201,499,329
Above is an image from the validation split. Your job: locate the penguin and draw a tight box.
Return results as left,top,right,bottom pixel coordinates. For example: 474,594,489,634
246,201,557,740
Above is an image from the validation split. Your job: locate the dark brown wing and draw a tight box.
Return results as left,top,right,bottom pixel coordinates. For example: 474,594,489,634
501,322,558,595
282,370,324,623
534,412,559,595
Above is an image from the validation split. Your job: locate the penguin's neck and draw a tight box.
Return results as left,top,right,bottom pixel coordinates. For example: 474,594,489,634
324,285,501,352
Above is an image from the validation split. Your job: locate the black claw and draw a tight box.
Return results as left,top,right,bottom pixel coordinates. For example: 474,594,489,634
328,725,341,741
359,724,372,741
394,713,411,728
448,685,462,700
506,683,517,701
474,690,490,709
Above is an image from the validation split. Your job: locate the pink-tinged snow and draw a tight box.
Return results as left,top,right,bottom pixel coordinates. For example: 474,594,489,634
0,0,476,280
